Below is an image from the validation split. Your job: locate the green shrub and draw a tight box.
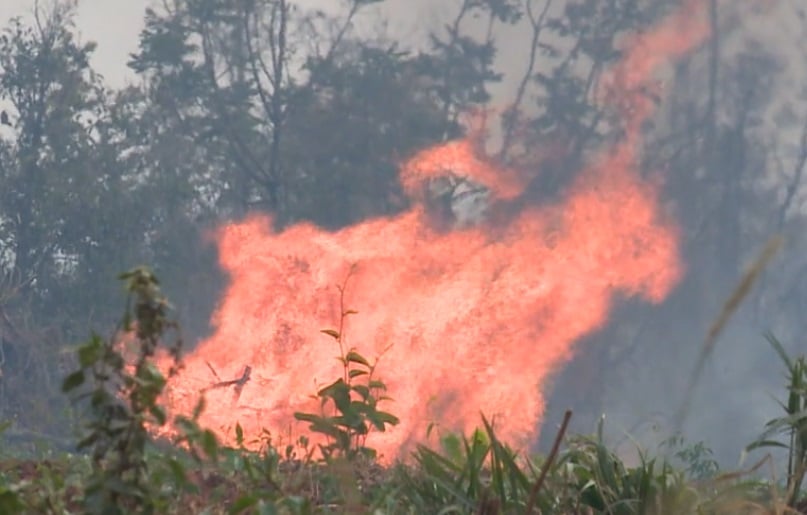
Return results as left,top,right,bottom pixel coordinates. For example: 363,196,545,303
294,270,399,462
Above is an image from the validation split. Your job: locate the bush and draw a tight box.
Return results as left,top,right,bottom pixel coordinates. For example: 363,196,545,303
0,267,805,514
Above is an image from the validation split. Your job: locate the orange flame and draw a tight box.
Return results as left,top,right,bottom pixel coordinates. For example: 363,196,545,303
150,0,708,462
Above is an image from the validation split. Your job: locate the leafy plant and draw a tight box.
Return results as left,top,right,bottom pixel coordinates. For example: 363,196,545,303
553,417,702,515
661,434,720,480
5,268,807,513
294,269,399,462
0,478,25,514
745,332,807,509
398,415,534,514
61,266,184,514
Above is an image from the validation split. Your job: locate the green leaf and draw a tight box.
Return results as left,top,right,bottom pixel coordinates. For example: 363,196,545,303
318,379,351,413
0,489,25,514
62,370,85,392
78,337,102,367
345,350,370,367
150,405,167,425
229,495,259,514
368,410,399,431
166,458,188,485
321,329,340,340
294,412,326,424
369,379,387,390
193,397,206,420
441,433,464,464
352,384,370,400
201,429,219,459
374,411,400,426
309,421,346,440
349,369,368,379
745,439,790,452
77,433,99,450
335,413,368,433
235,422,244,447
765,332,794,370
103,476,143,496
349,400,371,415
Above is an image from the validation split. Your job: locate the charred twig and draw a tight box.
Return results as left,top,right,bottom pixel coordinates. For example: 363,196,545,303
778,117,807,230
205,360,222,382
202,365,252,405
526,409,572,514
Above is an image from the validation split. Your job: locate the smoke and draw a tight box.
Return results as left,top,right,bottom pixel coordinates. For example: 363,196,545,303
333,0,807,469
5,0,805,468
555,0,807,468
134,0,732,465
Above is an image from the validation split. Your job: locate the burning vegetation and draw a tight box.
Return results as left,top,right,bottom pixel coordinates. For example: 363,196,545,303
145,0,704,462
5,0,807,513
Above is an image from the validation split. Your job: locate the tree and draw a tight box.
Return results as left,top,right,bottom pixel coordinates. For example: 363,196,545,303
0,2,121,435
127,0,462,229
0,2,156,322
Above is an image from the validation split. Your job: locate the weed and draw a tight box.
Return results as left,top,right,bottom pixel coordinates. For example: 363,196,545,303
745,332,807,509
62,267,183,514
661,435,720,480
294,268,400,462
4,267,807,514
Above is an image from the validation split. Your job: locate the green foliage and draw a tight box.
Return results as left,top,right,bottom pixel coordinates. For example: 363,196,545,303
0,2,131,313
0,269,805,513
662,435,720,481
745,332,807,509
556,420,702,515
126,0,454,228
294,272,399,461
398,416,531,513
62,267,183,514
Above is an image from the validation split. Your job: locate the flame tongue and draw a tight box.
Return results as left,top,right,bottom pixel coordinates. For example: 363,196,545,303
152,1,707,461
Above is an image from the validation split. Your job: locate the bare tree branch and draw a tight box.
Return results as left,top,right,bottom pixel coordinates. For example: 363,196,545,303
302,0,365,90
438,0,474,140
498,0,554,161
777,117,807,230
196,15,278,198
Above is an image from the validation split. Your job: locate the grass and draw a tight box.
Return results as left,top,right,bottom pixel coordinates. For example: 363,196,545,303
2,254,807,514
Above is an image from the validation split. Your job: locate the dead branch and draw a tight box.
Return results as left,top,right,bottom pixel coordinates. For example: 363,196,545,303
526,409,572,514
499,0,554,161
202,364,252,405
777,117,807,230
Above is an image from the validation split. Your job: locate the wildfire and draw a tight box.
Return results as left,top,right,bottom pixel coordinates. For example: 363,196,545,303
150,0,708,462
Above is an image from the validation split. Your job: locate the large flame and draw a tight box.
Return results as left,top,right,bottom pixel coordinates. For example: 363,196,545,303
151,0,707,461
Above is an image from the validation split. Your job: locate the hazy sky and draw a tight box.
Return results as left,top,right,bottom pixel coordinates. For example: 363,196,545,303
1,0,803,196
0,0,804,193
0,1,148,88
0,1,801,91
0,0,449,89
0,0,536,98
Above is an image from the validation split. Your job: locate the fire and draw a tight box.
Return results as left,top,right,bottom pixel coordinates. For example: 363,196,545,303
150,0,708,461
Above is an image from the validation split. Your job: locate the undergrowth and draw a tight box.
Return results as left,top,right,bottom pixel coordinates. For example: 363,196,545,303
293,267,400,462
0,266,805,514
